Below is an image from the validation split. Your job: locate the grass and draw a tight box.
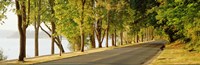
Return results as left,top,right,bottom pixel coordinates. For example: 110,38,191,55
150,41,200,65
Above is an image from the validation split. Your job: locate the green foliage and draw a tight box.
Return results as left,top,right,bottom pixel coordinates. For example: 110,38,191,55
0,0,12,24
126,0,200,52
2,0,200,53
54,0,94,49
185,22,200,52
154,0,200,51
52,0,139,49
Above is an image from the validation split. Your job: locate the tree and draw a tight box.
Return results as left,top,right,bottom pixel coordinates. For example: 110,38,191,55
80,0,86,52
34,0,40,56
105,0,111,47
154,0,200,51
27,0,65,55
126,0,199,52
54,0,93,52
15,0,29,61
94,0,107,48
88,0,96,48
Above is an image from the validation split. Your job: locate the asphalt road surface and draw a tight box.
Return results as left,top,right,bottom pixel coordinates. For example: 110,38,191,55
36,41,165,65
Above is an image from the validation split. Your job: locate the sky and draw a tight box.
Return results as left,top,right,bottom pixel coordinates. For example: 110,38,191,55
0,10,18,31
0,8,45,31
0,3,40,31
0,11,37,31
0,4,49,32
0,1,18,31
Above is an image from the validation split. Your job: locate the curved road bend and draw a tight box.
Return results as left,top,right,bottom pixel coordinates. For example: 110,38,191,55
36,41,165,65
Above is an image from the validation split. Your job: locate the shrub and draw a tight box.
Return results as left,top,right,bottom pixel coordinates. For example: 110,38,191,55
0,49,7,61
185,28,200,52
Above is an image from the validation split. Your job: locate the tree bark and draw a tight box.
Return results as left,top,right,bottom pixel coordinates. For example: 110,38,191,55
90,0,96,49
90,25,96,48
51,22,55,54
80,0,86,52
51,16,55,54
49,0,56,54
145,28,148,41
40,25,65,52
106,28,109,47
120,31,123,45
34,0,41,56
90,34,95,48
136,32,139,43
106,10,110,47
16,0,27,61
34,28,39,56
147,28,149,41
75,36,81,51
112,34,115,46
49,0,64,54
141,34,143,42
114,29,117,46
96,19,102,48
151,28,154,40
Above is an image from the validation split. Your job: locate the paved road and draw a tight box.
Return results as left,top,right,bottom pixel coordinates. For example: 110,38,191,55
36,41,165,65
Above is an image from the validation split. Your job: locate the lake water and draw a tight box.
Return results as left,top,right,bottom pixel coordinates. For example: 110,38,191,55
0,38,112,60
0,38,71,60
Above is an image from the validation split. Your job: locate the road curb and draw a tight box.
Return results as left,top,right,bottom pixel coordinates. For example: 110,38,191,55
142,44,165,65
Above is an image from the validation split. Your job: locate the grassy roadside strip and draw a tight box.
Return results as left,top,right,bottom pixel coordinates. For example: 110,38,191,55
2,41,153,65
150,41,200,65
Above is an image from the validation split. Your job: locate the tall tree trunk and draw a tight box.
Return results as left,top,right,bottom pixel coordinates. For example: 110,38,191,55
120,31,123,45
136,32,139,43
76,36,81,51
51,22,55,54
34,0,41,56
16,0,27,61
49,0,56,54
106,28,109,47
145,28,148,41
80,31,84,52
151,28,154,40
93,0,105,48
22,28,26,57
90,34,95,48
96,19,102,48
106,10,110,47
80,0,86,52
90,25,95,48
147,27,150,41
106,22,109,47
49,0,64,54
114,29,117,46
34,29,39,56
91,0,96,49
134,33,136,43
141,34,143,42
112,34,114,46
